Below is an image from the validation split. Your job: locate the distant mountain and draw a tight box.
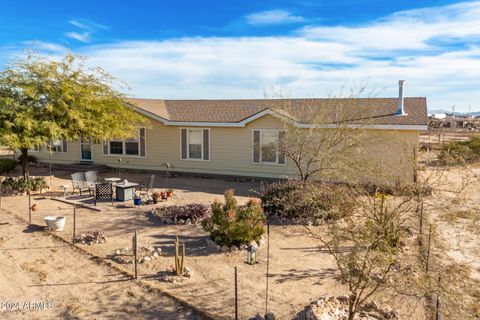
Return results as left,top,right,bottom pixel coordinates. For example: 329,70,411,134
428,109,480,116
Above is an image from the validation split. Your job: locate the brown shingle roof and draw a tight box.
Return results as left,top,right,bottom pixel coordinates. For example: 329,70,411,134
126,97,427,126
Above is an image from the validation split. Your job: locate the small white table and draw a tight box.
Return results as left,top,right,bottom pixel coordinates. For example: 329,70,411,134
105,177,121,184
59,185,69,198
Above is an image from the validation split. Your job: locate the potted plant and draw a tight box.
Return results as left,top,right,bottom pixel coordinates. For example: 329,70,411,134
133,195,142,206
166,188,174,198
152,192,161,204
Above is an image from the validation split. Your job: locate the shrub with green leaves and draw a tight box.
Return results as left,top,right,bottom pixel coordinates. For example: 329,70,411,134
0,159,16,174
202,189,265,247
438,135,480,164
2,176,48,193
260,180,355,222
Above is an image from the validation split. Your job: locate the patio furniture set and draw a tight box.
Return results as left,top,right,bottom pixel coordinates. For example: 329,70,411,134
69,171,155,206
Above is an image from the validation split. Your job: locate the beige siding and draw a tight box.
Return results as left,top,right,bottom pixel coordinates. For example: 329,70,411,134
30,115,419,184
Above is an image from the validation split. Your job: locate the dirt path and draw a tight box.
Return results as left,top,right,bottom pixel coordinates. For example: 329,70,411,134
0,210,206,320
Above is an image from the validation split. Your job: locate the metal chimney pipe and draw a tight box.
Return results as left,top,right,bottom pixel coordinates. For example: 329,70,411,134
396,80,407,116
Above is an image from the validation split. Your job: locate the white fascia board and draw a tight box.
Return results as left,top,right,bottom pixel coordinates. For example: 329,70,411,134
298,123,428,131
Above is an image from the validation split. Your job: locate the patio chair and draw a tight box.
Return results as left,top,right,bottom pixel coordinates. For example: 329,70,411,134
94,182,113,206
85,170,103,188
71,172,91,196
135,175,155,203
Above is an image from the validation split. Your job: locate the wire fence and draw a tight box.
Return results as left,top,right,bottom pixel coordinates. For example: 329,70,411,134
0,192,282,319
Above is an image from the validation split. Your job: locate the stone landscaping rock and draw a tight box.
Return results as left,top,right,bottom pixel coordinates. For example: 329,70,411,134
178,219,185,224
230,245,239,252
185,219,192,225
75,230,107,245
296,296,398,320
221,245,229,252
113,245,161,264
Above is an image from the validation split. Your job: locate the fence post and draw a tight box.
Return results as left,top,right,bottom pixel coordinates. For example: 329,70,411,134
28,191,32,225
426,225,432,272
72,205,76,244
265,223,270,318
419,202,424,245
234,266,238,320
133,229,138,279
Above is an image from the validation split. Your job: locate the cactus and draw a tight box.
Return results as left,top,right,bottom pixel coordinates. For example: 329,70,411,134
174,236,185,276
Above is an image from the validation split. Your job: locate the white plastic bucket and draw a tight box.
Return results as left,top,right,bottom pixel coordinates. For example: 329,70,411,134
44,216,66,231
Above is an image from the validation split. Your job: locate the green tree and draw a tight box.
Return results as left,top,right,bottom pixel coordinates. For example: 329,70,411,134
0,52,146,178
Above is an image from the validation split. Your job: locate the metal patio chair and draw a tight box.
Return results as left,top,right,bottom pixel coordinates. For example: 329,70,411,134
94,182,113,206
85,170,103,188
71,172,91,196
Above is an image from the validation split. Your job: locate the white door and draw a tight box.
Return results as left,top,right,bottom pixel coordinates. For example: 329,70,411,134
80,137,93,161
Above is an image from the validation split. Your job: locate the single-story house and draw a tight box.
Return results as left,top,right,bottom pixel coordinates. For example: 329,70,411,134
29,81,427,185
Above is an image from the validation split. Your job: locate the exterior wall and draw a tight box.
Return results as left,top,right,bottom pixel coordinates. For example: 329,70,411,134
30,115,419,185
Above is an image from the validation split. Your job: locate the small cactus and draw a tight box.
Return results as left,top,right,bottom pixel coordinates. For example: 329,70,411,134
174,236,185,276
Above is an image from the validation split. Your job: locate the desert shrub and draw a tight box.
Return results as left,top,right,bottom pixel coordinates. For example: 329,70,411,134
202,189,265,247
17,154,37,164
260,180,355,222
2,176,48,193
156,203,209,223
438,135,480,164
0,159,16,174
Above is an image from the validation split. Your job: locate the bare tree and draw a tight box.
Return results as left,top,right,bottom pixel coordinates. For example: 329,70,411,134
306,190,415,320
263,88,386,182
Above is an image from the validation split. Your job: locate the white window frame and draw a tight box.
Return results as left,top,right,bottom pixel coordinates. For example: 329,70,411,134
180,128,210,161
105,127,147,158
46,139,68,153
28,145,40,153
252,129,286,166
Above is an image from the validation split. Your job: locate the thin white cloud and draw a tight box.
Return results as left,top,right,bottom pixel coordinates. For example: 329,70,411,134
69,20,90,30
65,31,91,43
21,41,67,53
65,19,108,43
69,19,109,31
246,9,305,26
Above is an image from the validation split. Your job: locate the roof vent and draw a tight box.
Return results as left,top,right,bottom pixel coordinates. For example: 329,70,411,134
395,80,407,116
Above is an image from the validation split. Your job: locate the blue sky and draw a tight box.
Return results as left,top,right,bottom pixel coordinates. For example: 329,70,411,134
1,0,480,111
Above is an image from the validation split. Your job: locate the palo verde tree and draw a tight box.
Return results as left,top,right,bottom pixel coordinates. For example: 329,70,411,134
0,52,146,179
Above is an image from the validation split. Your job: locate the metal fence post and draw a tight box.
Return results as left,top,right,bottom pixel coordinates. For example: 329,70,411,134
265,223,270,318
72,205,76,244
133,229,138,279
234,266,238,320
28,192,32,225
426,225,432,272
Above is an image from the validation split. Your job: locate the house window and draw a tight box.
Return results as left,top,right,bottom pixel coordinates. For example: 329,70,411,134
188,129,202,159
253,129,286,165
260,131,278,163
29,145,40,153
109,141,124,155
47,139,68,153
181,128,210,161
105,128,146,157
